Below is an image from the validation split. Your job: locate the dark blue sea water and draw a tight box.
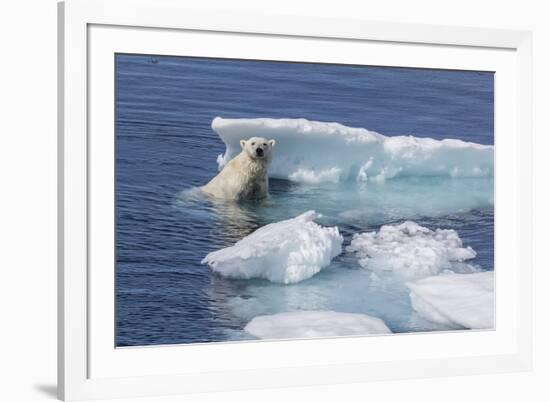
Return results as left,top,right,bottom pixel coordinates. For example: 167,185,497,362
115,54,494,347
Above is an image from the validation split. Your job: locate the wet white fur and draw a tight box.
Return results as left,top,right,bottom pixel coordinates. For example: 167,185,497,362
202,137,276,200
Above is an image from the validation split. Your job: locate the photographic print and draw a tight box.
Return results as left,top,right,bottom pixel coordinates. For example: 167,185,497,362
115,54,494,347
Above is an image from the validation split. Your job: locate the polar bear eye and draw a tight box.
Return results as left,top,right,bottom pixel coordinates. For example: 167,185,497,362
263,143,267,146
251,142,255,146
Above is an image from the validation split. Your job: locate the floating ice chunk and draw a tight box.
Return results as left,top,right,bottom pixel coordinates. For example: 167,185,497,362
244,310,391,339
201,211,343,284
212,117,493,183
288,167,342,184
346,221,478,280
406,271,495,329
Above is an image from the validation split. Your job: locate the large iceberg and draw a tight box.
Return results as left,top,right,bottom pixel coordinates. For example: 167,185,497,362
201,211,343,284
212,117,493,184
406,271,495,329
244,310,391,339
346,221,478,281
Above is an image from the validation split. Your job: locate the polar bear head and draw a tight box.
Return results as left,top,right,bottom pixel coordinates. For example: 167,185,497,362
240,137,276,161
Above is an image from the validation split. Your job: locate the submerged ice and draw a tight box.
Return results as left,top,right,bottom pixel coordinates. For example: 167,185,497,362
244,310,391,340
347,221,478,281
406,271,495,329
212,117,494,184
201,211,343,284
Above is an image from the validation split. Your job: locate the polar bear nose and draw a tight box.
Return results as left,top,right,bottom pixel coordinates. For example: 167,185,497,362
256,148,264,156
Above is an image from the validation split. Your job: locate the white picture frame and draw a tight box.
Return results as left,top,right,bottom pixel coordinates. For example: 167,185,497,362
58,0,533,400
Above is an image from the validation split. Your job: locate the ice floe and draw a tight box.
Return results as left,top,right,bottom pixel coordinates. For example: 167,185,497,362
406,271,494,329
212,117,493,184
346,221,478,281
244,310,391,339
201,211,343,284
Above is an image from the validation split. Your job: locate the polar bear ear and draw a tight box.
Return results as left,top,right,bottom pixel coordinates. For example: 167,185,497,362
240,139,247,149
269,139,276,147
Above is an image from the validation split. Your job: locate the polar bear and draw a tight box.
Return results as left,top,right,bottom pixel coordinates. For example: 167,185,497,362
202,137,276,201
